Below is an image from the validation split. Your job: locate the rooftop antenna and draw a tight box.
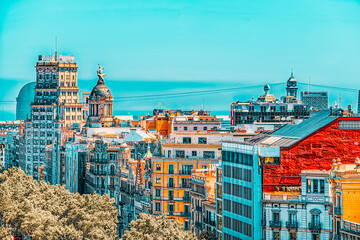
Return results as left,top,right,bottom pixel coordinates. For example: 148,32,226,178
55,36,58,61
291,68,294,78
339,94,342,109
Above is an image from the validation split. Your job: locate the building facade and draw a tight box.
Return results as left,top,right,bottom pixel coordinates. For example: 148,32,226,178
221,140,262,240
300,91,328,111
24,53,83,181
263,170,332,240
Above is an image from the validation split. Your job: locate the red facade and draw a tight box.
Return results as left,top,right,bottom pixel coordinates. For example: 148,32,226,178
263,118,360,192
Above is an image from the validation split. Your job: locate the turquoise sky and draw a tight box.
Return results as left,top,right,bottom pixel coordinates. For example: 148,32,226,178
0,0,360,119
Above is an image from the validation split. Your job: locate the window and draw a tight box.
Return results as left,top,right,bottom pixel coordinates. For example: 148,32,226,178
168,150,171,157
184,127,188,131
273,212,280,222
181,165,193,175
155,202,161,211
168,164,174,174
168,204,174,213
168,177,174,188
183,137,191,144
193,127,198,131
184,221,189,230
203,151,215,159
168,190,174,200
320,180,325,193
192,151,197,157
261,106,266,112
307,179,312,193
289,212,297,223
203,127,207,131
313,179,319,193
155,189,160,197
175,150,185,158
155,163,161,171
290,232,297,240
174,127,178,131
198,137,207,144
155,177,161,184
273,232,280,240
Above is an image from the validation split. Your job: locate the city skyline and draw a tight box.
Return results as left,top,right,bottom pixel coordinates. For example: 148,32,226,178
1,0,360,120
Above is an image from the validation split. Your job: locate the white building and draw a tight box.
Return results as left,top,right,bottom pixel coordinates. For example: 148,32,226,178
262,170,332,240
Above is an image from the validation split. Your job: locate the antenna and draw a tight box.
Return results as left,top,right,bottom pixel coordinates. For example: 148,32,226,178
55,36,58,61
291,68,294,77
339,94,342,109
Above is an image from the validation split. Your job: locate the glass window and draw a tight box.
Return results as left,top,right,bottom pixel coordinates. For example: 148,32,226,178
175,150,185,158
168,164,174,174
184,127,188,131
203,151,215,159
183,137,191,144
320,180,325,193
155,189,160,197
192,151,197,157
198,137,207,144
155,202,161,211
174,127,178,131
168,204,174,212
313,179,319,193
307,179,312,193
193,127,198,131
168,177,174,188
155,177,161,184
156,163,161,171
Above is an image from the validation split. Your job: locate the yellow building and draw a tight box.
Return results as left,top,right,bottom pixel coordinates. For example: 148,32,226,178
150,143,220,230
328,159,360,239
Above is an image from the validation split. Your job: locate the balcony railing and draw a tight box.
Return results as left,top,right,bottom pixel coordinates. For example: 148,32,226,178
286,221,298,229
309,223,321,232
195,222,203,229
89,169,106,176
168,184,174,188
181,184,191,188
169,195,174,201
342,220,360,234
195,206,202,212
181,212,190,217
179,171,192,175
204,218,216,226
334,207,342,216
269,221,282,228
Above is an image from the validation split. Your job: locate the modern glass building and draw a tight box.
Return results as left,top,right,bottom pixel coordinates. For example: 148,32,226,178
221,139,262,240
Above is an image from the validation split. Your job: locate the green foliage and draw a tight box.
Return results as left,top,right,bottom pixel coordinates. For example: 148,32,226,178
123,213,197,240
0,225,11,239
0,167,118,240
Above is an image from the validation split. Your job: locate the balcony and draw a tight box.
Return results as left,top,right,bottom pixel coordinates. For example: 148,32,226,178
342,220,360,235
181,184,191,189
195,206,202,212
286,221,298,229
269,221,282,228
334,207,342,216
309,223,321,232
167,184,174,188
90,169,106,176
179,171,192,175
181,212,190,217
204,218,216,226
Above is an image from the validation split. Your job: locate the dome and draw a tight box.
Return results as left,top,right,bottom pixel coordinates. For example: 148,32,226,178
90,82,112,99
16,82,36,120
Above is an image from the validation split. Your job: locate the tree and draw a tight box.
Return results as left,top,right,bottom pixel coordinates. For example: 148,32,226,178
123,213,197,240
0,225,11,239
0,167,118,240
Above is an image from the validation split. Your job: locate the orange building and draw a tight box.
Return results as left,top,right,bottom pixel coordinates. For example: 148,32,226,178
328,159,360,238
150,143,220,230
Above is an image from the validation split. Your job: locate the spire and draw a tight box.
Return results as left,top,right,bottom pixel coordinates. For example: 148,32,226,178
290,68,294,78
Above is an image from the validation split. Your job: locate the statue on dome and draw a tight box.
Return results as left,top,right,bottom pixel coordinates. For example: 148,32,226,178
97,64,106,83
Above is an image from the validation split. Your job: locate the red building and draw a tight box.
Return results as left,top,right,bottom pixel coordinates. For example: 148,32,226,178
255,110,360,192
